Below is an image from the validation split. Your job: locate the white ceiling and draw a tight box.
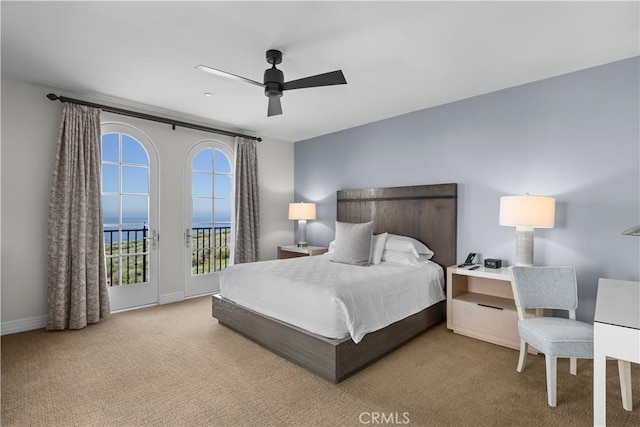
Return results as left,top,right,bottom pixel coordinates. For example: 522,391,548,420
2,1,638,142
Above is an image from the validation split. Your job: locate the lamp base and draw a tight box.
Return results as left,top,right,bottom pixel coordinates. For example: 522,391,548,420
295,219,309,248
515,226,534,266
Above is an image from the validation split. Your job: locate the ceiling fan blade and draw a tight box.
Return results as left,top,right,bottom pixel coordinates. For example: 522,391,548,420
267,96,282,117
195,64,264,88
282,70,347,91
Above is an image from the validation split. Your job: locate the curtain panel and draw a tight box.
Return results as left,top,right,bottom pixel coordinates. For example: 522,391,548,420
47,103,110,330
234,137,260,263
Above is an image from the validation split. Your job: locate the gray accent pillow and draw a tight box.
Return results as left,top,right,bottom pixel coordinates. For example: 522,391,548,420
332,221,374,266
369,232,388,265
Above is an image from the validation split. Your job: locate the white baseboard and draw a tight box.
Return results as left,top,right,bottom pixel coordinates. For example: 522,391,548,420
159,291,184,305
1,315,47,336
2,293,187,335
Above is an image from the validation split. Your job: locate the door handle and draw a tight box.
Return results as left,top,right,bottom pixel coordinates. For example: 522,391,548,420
185,229,192,248
144,230,158,250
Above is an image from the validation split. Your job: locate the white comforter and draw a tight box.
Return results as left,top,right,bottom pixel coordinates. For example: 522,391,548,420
219,254,445,343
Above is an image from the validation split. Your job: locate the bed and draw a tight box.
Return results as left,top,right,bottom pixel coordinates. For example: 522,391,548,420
212,183,457,383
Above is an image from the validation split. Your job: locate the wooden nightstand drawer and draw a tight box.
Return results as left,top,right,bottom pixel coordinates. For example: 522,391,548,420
451,293,520,348
446,266,540,354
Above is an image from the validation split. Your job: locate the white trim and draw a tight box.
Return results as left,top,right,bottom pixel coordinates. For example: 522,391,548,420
185,292,212,299
1,315,47,336
159,292,185,305
183,139,234,298
110,303,158,314
101,122,160,310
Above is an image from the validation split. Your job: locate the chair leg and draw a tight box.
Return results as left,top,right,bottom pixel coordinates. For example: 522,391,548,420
570,357,577,375
618,360,633,411
545,355,557,407
517,339,528,372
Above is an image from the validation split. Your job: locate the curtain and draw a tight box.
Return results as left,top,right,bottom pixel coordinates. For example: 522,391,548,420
47,103,109,330
234,137,260,263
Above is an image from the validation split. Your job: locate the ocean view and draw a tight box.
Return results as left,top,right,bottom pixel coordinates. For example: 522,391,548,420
103,216,230,243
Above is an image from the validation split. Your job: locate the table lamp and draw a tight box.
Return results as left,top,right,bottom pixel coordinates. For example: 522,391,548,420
288,202,316,247
499,195,555,266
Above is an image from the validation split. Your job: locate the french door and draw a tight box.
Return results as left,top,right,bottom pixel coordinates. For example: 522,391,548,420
184,141,234,297
101,123,159,311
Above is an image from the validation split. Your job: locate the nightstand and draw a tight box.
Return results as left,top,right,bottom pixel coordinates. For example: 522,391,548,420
446,265,539,354
277,245,328,259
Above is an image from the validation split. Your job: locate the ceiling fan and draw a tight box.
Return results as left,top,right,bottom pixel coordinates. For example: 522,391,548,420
196,49,347,117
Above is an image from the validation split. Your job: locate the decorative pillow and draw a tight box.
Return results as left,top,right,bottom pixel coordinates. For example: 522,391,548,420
382,249,432,266
369,232,388,265
327,240,336,254
385,234,434,260
331,221,374,266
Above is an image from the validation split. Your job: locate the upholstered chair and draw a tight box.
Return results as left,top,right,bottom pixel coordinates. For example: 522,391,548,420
510,266,593,407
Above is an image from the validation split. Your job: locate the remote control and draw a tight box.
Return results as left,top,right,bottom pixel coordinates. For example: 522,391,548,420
468,265,480,270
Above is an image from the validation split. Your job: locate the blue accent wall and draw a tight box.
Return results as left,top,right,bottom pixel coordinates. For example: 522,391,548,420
294,57,639,321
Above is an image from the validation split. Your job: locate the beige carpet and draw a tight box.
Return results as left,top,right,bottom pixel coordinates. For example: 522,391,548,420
2,296,638,427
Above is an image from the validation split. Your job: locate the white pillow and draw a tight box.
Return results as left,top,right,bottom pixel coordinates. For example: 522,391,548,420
385,234,434,260
382,249,432,266
331,221,374,266
329,233,388,264
369,232,388,265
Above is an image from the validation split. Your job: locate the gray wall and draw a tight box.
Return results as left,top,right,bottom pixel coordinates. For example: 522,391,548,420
1,79,294,331
294,57,640,322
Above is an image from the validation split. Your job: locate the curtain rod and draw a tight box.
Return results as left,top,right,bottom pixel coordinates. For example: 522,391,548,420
46,93,262,142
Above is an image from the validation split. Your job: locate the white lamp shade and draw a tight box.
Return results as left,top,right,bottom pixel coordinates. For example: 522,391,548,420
288,202,316,220
499,195,555,228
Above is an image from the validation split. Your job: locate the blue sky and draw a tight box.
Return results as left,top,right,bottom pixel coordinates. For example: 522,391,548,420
191,148,232,225
102,134,232,228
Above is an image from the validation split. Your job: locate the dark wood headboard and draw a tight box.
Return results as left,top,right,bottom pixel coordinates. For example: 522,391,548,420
336,183,457,270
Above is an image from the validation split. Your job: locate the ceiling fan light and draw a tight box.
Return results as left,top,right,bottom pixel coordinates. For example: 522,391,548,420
264,83,282,98
197,49,346,117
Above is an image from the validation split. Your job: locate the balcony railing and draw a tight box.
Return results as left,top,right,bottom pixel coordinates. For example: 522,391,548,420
192,226,231,275
104,226,148,286
104,225,231,285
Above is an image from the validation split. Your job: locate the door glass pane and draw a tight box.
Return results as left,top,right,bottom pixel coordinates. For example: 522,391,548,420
122,195,148,224
214,175,232,198
121,254,148,285
102,164,119,193
122,135,149,165
214,198,232,224
214,245,230,272
214,149,231,173
102,133,119,162
103,227,120,249
102,131,152,289
193,149,213,172
102,196,120,225
191,146,232,277
192,198,212,224
192,248,213,275
122,166,149,193
192,173,213,198
106,257,120,286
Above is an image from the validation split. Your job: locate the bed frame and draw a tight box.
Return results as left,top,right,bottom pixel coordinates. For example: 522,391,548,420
212,183,457,383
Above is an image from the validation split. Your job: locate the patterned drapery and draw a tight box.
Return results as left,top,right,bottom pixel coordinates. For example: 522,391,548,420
47,103,110,330
234,137,260,263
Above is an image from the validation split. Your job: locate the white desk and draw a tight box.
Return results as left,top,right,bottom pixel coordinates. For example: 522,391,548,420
593,278,640,426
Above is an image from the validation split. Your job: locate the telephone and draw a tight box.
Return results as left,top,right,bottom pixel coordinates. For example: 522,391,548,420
458,252,476,267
